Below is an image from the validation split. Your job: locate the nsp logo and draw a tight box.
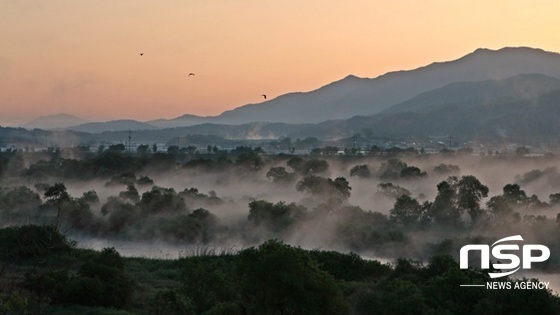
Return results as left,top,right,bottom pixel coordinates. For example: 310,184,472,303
460,235,550,278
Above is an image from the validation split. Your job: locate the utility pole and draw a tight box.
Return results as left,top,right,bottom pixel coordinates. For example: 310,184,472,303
128,130,132,153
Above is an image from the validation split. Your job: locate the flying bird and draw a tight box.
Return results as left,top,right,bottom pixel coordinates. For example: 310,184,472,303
262,94,267,99
140,53,144,56
188,73,195,76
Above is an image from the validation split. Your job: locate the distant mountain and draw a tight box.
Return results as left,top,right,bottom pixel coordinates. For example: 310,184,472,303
147,114,211,128
11,47,560,146
383,73,560,114
0,126,87,148
88,122,311,144
66,120,158,133
19,113,89,130
287,88,560,142
202,47,560,125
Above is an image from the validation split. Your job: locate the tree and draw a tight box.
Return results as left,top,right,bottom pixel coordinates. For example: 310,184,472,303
137,144,150,156
487,195,513,218
167,145,180,156
266,166,295,183
378,158,408,179
248,200,305,233
434,163,461,175
379,279,427,315
457,175,489,223
119,185,140,203
301,159,329,175
296,176,351,200
77,247,134,308
400,166,426,178
350,164,370,178
286,156,304,172
390,195,423,226
332,177,352,199
503,183,527,204
430,178,460,226
235,151,263,171
44,183,71,230
377,182,411,199
550,193,560,205
139,186,186,214
107,143,126,153
238,240,349,315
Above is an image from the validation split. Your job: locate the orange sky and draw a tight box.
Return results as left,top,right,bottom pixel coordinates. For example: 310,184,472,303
1,0,560,125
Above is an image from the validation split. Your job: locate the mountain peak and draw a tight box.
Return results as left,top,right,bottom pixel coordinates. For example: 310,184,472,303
206,46,560,125
20,113,90,130
467,46,555,58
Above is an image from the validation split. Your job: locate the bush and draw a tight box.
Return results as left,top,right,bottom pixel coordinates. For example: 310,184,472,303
0,225,72,261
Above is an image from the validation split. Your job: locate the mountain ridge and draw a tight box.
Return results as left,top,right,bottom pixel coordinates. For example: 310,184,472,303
18,46,560,134
19,113,90,130
170,46,560,125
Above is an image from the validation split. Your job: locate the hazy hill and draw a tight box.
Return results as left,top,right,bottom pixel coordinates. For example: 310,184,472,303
89,122,311,144
19,113,89,130
289,88,560,142
66,120,158,133
0,126,87,148
206,47,560,124
147,114,214,129
384,73,560,114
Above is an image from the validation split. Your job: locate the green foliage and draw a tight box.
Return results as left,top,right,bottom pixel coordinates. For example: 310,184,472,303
238,240,350,315
105,172,137,187
160,209,217,243
36,247,135,309
80,190,100,205
139,186,186,214
296,175,351,199
180,256,240,314
430,178,461,226
119,185,140,203
300,159,329,175
335,206,397,250
150,289,194,315
0,186,41,220
377,182,411,199
457,175,489,222
378,158,408,179
434,163,461,175
0,292,29,315
349,164,370,178
248,200,306,234
235,151,263,171
400,165,427,178
390,195,425,226
265,166,295,183
102,197,138,233
378,158,426,180
0,225,72,261
136,175,154,186
309,250,391,282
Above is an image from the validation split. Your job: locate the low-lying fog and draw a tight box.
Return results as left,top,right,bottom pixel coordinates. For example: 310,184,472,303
3,152,560,286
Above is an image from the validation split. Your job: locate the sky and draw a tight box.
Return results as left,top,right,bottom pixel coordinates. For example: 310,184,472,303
1,0,560,126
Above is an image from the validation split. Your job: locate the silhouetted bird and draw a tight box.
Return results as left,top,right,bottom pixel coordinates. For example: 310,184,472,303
262,94,267,99
188,73,195,76
140,53,144,56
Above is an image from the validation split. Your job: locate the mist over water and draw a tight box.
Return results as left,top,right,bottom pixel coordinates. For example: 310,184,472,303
36,154,557,264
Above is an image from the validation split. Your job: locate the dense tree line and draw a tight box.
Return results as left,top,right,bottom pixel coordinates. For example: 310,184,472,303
1,228,559,314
